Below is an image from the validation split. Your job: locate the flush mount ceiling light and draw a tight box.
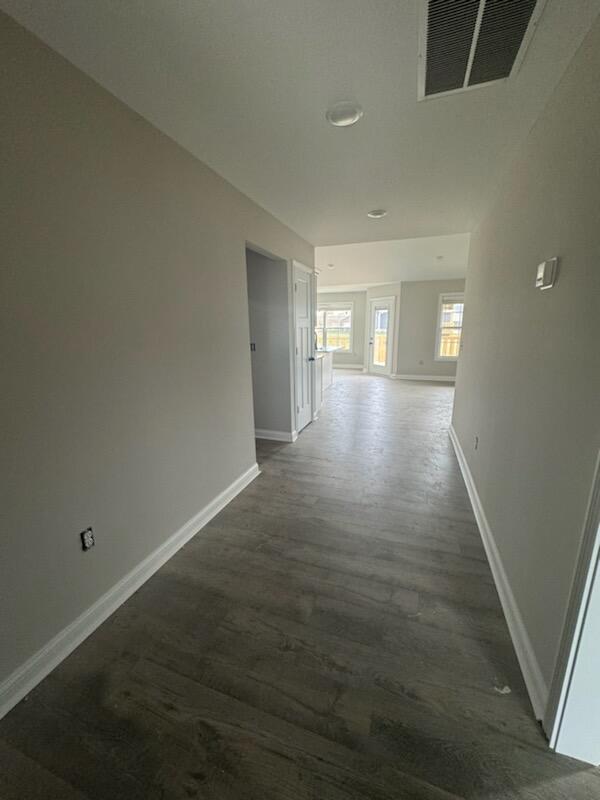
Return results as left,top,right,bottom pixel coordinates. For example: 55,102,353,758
327,263,336,270
326,101,363,127
367,209,387,219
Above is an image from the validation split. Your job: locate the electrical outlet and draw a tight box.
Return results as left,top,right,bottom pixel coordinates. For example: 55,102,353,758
80,527,95,551
474,435,479,451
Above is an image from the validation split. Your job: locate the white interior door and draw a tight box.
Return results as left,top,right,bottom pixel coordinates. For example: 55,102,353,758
293,262,313,433
368,297,396,375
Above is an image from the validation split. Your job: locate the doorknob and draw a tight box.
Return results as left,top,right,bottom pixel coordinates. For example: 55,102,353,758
308,356,315,361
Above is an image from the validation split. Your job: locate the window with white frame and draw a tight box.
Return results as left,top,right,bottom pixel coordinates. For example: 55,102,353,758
316,304,353,353
435,293,464,360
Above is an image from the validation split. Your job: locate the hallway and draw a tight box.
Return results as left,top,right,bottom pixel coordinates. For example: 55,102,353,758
1,374,597,799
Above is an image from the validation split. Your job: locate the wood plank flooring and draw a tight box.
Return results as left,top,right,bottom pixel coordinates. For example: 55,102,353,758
1,372,598,799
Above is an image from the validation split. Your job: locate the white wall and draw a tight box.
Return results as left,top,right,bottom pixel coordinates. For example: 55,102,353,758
316,291,366,368
452,12,600,713
0,13,313,690
246,250,293,435
396,279,465,378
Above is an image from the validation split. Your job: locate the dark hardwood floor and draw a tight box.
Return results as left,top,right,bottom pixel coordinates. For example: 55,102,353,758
1,372,598,799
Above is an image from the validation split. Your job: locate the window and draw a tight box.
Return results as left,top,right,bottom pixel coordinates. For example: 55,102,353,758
316,304,353,352
373,308,389,367
435,293,464,361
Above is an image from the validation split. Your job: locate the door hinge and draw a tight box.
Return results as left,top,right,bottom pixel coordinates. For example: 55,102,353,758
294,283,298,292
297,406,300,413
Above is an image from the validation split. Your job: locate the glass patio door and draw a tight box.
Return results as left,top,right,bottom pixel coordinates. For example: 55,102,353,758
368,297,395,375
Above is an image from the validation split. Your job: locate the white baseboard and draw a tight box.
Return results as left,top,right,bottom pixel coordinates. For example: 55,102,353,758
0,462,260,721
393,374,456,383
333,364,365,371
448,425,548,719
255,429,297,442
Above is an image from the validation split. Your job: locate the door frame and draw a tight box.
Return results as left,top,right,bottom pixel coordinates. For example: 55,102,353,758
246,241,299,442
292,260,315,436
311,268,320,421
545,452,600,763
366,295,396,376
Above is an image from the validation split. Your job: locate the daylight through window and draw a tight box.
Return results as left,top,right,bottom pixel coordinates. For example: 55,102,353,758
316,305,353,353
436,294,464,360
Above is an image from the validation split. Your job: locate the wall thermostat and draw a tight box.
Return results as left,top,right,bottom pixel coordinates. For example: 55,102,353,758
535,257,558,290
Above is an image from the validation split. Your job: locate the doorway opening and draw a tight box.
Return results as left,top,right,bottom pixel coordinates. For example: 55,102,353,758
245,248,314,443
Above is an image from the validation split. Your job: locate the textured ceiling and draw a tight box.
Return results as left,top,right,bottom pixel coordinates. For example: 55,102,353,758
3,0,599,245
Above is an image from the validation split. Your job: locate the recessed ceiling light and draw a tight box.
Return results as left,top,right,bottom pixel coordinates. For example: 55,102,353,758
327,263,335,270
367,209,387,219
326,101,363,127
436,255,444,261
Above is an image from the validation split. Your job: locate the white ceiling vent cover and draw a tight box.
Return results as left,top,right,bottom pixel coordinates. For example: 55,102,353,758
418,0,547,99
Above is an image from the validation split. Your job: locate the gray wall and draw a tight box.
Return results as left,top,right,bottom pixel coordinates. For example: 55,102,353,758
452,15,600,694
317,291,366,367
0,13,313,684
397,279,465,378
246,250,293,434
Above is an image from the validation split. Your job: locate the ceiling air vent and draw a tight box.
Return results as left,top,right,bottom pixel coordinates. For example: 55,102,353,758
419,0,546,99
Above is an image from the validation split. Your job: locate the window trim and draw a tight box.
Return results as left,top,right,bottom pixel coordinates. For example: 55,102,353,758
317,301,354,353
434,292,464,362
